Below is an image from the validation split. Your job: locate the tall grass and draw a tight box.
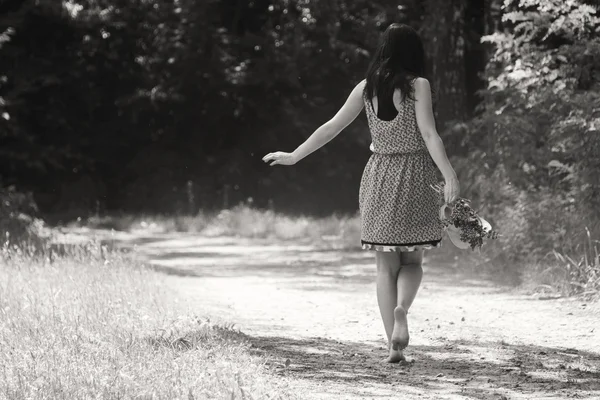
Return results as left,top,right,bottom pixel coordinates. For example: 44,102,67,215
524,228,600,297
0,243,298,399
84,204,362,247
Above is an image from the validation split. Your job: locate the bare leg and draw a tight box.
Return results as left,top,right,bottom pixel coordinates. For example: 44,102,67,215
390,250,424,351
375,252,404,363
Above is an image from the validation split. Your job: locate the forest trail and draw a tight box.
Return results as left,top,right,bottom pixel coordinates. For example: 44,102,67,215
73,229,600,399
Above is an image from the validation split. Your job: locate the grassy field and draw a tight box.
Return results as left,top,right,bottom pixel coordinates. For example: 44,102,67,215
0,242,298,400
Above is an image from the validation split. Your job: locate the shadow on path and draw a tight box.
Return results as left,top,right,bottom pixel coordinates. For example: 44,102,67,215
241,332,600,399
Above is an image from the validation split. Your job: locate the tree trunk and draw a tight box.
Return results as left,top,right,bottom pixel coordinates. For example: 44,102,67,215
464,0,486,116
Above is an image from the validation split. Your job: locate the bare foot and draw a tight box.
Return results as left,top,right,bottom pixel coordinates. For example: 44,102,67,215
390,306,409,350
385,348,406,363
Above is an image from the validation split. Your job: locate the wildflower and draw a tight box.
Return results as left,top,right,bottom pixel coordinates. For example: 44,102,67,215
432,184,499,250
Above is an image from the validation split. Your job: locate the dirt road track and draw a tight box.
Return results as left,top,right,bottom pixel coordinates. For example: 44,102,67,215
79,229,600,399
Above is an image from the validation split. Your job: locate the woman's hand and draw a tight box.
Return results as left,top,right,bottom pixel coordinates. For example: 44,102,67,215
262,151,297,166
444,176,460,204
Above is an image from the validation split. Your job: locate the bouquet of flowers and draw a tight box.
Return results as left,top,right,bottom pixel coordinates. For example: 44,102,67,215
432,183,500,250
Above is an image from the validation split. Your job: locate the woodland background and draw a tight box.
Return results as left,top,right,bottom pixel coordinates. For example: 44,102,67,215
1,0,599,289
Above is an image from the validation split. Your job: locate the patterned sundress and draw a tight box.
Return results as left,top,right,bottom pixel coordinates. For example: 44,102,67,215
359,89,443,252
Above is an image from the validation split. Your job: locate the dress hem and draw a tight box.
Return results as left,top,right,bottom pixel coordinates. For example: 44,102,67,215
361,239,442,253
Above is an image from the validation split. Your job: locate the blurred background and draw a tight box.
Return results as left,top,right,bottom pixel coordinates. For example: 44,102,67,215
1,0,599,289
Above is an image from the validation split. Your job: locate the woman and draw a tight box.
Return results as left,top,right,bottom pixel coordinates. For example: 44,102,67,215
262,23,459,363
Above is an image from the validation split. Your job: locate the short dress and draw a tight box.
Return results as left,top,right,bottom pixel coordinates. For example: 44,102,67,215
359,90,443,252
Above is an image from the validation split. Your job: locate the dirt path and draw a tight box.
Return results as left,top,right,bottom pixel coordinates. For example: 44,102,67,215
70,229,600,399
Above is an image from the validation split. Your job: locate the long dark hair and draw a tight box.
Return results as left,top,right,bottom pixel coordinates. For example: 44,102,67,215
365,23,426,120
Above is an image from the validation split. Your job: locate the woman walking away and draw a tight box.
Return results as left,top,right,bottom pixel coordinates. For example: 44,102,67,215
262,23,459,363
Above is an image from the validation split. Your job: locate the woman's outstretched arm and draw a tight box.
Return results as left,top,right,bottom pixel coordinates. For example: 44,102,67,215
413,77,460,203
263,80,366,166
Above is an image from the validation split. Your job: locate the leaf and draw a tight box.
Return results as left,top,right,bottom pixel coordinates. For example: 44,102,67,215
547,160,573,174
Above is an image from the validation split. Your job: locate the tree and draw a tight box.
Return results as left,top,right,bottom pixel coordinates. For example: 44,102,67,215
461,0,600,259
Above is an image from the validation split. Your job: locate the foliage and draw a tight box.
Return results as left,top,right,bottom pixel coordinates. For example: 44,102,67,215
0,0,374,213
0,0,489,215
476,0,600,198
0,186,46,247
456,0,600,289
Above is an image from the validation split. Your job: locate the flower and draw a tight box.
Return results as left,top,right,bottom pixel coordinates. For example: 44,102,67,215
431,183,500,250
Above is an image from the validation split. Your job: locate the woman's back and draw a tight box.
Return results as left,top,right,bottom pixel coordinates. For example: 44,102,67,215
363,86,428,155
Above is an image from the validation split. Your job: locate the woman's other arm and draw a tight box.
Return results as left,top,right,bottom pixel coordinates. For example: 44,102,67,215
413,77,460,203
263,80,366,166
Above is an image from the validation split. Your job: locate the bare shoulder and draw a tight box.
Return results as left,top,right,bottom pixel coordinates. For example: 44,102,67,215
413,77,432,97
349,79,367,100
414,78,431,93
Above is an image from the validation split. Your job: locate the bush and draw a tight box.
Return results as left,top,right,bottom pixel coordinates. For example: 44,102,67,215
0,186,47,248
455,0,600,293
